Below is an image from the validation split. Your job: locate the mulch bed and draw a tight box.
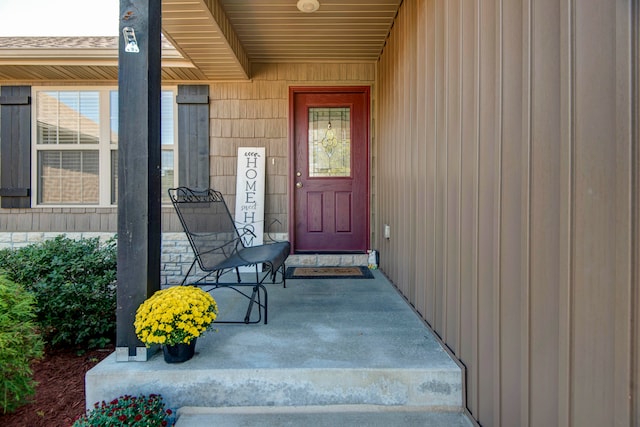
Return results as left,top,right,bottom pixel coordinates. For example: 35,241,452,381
0,345,114,427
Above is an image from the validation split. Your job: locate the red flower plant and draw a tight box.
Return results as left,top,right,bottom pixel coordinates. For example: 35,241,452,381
72,394,175,426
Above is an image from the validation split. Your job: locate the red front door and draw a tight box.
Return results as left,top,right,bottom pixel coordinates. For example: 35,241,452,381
289,87,369,252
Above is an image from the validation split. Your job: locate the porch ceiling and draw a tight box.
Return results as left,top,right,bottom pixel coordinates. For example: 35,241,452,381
162,0,402,80
0,0,401,82
218,0,401,63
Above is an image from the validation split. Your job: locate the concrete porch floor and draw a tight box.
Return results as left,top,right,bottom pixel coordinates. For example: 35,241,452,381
86,270,473,426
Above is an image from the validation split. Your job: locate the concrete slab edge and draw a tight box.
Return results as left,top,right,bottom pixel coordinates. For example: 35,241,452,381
177,404,465,416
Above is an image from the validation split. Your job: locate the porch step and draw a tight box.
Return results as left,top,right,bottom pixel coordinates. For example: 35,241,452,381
287,253,369,267
86,272,466,424
175,405,474,427
87,351,463,410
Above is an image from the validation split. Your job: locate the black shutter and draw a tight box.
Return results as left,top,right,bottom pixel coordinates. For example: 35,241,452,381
0,86,31,208
177,85,210,189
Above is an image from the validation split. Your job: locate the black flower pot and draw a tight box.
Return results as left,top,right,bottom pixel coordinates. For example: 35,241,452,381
162,338,197,363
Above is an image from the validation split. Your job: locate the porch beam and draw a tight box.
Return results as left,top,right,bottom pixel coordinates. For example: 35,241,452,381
115,0,162,362
161,0,250,80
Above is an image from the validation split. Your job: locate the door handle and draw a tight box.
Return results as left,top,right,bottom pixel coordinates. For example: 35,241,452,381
296,182,303,189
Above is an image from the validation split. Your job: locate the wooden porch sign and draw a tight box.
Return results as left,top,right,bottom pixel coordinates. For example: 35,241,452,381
235,147,265,271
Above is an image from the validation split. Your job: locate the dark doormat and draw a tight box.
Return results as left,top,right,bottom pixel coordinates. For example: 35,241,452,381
285,266,374,279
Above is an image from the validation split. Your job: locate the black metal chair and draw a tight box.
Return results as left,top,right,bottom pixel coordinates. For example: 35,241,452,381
168,187,290,324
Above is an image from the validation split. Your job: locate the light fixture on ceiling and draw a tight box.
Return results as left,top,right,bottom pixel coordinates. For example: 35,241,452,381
297,0,320,13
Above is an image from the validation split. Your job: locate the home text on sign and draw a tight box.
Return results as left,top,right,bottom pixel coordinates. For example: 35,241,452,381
234,148,265,252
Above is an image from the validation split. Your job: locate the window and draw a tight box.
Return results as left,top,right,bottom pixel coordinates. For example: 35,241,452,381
33,88,177,206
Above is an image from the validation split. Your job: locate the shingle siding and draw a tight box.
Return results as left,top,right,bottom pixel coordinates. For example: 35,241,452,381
0,61,375,272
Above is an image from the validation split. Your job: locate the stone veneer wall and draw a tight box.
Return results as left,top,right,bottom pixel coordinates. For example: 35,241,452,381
0,232,367,285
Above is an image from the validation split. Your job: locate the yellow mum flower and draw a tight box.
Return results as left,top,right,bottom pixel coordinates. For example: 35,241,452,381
134,286,218,347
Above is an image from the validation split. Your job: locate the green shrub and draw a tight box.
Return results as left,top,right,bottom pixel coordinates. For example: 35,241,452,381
0,236,117,348
0,275,45,414
73,394,175,427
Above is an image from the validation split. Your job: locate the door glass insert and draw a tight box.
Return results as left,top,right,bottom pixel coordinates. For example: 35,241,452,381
308,107,351,177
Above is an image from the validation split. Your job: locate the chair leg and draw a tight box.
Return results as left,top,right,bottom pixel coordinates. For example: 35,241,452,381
270,263,286,288
263,285,268,324
240,265,269,324
242,284,268,324
244,285,259,323
281,263,287,288
180,259,197,286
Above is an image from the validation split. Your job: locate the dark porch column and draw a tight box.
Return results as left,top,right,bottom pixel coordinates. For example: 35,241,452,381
115,0,162,362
